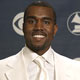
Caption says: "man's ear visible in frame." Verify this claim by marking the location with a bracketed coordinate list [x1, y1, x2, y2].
[53, 24, 58, 36]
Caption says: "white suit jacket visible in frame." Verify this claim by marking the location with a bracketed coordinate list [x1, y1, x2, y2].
[0, 47, 80, 80]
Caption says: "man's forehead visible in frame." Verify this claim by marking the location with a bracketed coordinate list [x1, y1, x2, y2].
[26, 6, 54, 17]
[27, 6, 53, 11]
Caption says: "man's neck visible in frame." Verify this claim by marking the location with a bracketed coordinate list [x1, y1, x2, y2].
[26, 45, 50, 55]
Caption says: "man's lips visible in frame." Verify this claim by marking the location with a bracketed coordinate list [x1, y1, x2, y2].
[32, 31, 47, 39]
[33, 35, 45, 38]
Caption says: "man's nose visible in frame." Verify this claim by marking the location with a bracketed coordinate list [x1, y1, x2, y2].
[35, 20, 43, 30]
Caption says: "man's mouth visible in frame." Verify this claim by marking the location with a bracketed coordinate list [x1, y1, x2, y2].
[33, 35, 45, 38]
[32, 30, 47, 40]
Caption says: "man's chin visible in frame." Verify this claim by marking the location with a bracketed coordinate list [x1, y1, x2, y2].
[32, 45, 43, 50]
[30, 45, 46, 52]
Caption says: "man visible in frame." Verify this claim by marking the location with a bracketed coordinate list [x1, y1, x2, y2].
[0, 1, 80, 80]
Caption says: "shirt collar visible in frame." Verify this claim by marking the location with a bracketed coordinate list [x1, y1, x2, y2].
[23, 46, 38, 63]
[23, 46, 54, 66]
[42, 47, 54, 66]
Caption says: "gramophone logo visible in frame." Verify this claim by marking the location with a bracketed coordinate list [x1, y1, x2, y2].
[67, 12, 80, 36]
[74, 57, 80, 61]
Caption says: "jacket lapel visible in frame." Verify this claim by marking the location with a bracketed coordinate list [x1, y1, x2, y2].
[5, 51, 28, 80]
[53, 50, 72, 80]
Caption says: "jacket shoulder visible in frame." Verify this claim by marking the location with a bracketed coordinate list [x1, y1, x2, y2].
[0, 47, 24, 65]
[51, 48, 80, 66]
[0, 54, 17, 65]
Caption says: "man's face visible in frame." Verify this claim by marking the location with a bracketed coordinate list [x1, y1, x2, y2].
[23, 6, 57, 54]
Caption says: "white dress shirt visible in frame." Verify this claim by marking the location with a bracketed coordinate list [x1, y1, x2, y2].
[22, 46, 54, 80]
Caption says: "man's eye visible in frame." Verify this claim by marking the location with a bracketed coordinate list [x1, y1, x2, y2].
[27, 19, 36, 24]
[43, 20, 50, 25]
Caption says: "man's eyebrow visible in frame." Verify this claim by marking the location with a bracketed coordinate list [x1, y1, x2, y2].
[26, 16, 36, 19]
[25, 16, 53, 21]
[43, 17, 53, 21]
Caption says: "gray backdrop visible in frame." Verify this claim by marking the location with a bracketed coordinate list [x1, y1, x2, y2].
[0, 0, 80, 59]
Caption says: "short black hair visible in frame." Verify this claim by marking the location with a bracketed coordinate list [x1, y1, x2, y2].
[24, 1, 56, 24]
